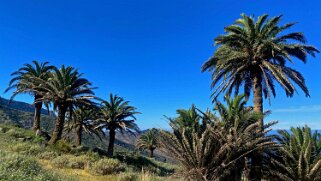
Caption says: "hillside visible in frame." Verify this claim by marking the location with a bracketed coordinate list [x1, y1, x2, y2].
[0, 97, 171, 162]
[0, 123, 179, 181]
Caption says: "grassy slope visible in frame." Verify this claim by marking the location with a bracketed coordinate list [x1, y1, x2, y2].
[0, 124, 180, 181]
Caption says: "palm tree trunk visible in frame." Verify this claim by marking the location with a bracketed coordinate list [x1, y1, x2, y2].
[149, 148, 154, 158]
[250, 72, 263, 181]
[33, 95, 42, 131]
[107, 128, 116, 157]
[75, 125, 82, 146]
[49, 105, 67, 145]
[253, 73, 263, 129]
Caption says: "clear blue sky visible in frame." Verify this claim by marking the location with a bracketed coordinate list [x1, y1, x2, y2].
[1, 0, 321, 130]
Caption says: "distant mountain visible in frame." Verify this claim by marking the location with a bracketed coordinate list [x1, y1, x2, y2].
[0, 97, 49, 115]
[0, 97, 55, 130]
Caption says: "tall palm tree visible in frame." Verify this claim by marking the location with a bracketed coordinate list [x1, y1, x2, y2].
[136, 128, 159, 157]
[266, 126, 321, 181]
[202, 14, 319, 180]
[6, 61, 54, 131]
[65, 106, 101, 146]
[96, 94, 140, 157]
[202, 14, 318, 127]
[30, 65, 96, 144]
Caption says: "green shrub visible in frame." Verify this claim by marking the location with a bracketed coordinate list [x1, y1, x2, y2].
[0, 151, 67, 181]
[89, 158, 125, 175]
[0, 126, 9, 133]
[10, 143, 43, 156]
[10, 142, 31, 153]
[6, 128, 23, 138]
[5, 128, 34, 139]
[84, 151, 100, 161]
[68, 155, 94, 169]
[37, 151, 59, 160]
[32, 136, 46, 144]
[70, 146, 91, 155]
[51, 155, 71, 168]
[49, 140, 71, 153]
[117, 172, 139, 181]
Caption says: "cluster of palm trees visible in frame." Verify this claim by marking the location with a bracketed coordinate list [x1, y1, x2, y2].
[201, 13, 319, 180]
[6, 61, 139, 157]
[4, 12, 321, 180]
[157, 96, 321, 180]
[136, 13, 321, 180]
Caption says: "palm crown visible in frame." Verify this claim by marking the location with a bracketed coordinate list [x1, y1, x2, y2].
[202, 14, 319, 100]
[136, 129, 159, 157]
[32, 65, 96, 144]
[35, 65, 96, 108]
[6, 61, 54, 98]
[268, 126, 321, 180]
[97, 93, 140, 156]
[98, 94, 139, 133]
[6, 60, 54, 131]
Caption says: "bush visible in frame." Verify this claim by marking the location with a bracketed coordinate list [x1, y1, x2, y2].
[10, 142, 31, 153]
[0, 126, 9, 133]
[6, 128, 34, 139]
[37, 151, 59, 160]
[117, 172, 139, 181]
[49, 140, 71, 153]
[51, 155, 71, 168]
[89, 158, 125, 175]
[10, 143, 43, 156]
[51, 155, 95, 169]
[27, 145, 43, 156]
[68, 155, 94, 169]
[0, 151, 66, 181]
[85, 151, 100, 161]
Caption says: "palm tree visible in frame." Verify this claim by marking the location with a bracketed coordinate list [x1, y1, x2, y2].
[6, 61, 54, 131]
[202, 14, 318, 180]
[215, 95, 262, 130]
[160, 102, 277, 180]
[96, 94, 140, 157]
[202, 14, 318, 127]
[136, 129, 159, 157]
[266, 126, 321, 181]
[65, 106, 101, 146]
[168, 105, 203, 130]
[30, 65, 96, 144]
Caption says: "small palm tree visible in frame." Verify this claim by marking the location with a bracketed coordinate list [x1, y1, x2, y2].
[266, 126, 321, 181]
[167, 105, 214, 135]
[6, 61, 54, 131]
[215, 95, 262, 130]
[30, 65, 96, 144]
[160, 102, 277, 180]
[136, 129, 159, 157]
[65, 106, 101, 146]
[96, 94, 140, 157]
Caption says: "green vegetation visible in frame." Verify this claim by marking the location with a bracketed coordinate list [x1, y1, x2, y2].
[201, 13, 319, 180]
[6, 61, 54, 131]
[136, 129, 159, 158]
[267, 126, 321, 180]
[1, 13, 321, 181]
[0, 123, 178, 180]
[96, 93, 140, 157]
[160, 96, 277, 180]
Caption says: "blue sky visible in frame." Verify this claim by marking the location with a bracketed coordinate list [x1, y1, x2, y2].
[1, 0, 321, 130]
